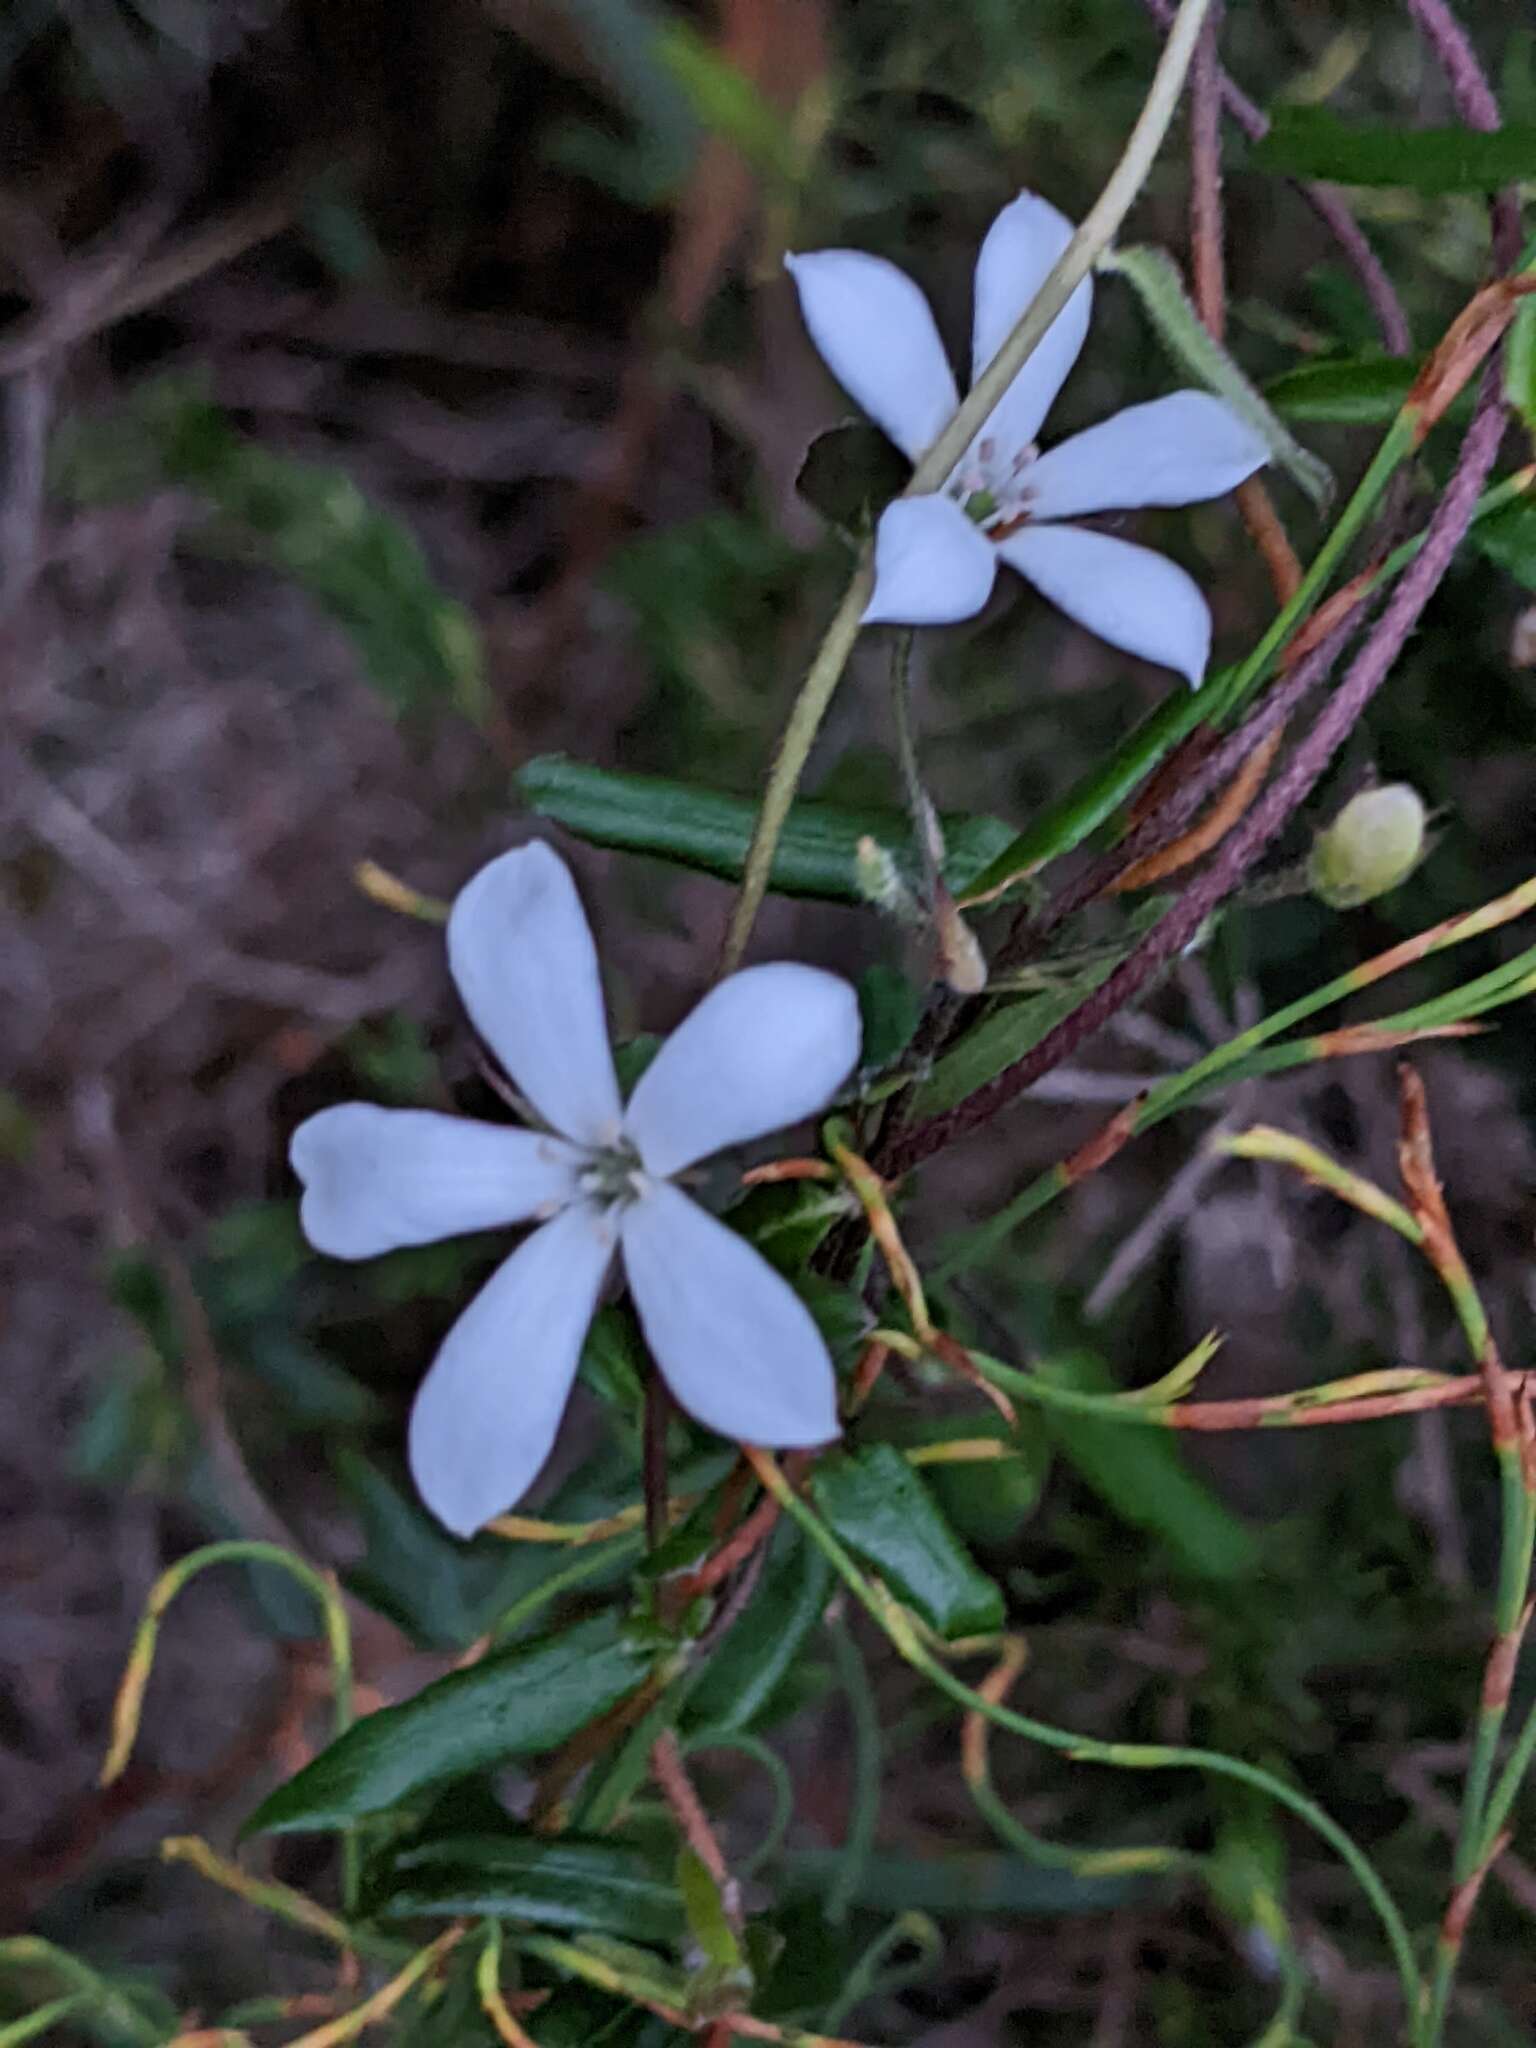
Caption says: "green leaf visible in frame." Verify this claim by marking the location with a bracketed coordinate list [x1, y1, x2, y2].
[515, 755, 1015, 905]
[655, 20, 798, 179]
[238, 1331, 382, 1430]
[791, 1272, 872, 1365]
[1507, 292, 1536, 435]
[727, 1179, 851, 1279]
[911, 981, 1100, 1121]
[795, 422, 912, 538]
[911, 1416, 1051, 1549]
[1470, 495, 1536, 591]
[857, 964, 924, 1074]
[783, 1846, 1148, 1915]
[381, 1832, 685, 1942]
[1251, 106, 1536, 193]
[578, 1306, 649, 1420]
[337, 1454, 525, 1649]
[685, 1523, 832, 1733]
[811, 1443, 1004, 1639]
[675, 1847, 743, 1971]
[1264, 355, 1422, 425]
[1041, 1352, 1259, 1581]
[1100, 245, 1332, 509]
[246, 1613, 651, 1831]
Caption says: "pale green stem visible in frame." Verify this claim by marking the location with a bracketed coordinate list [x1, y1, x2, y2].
[717, 0, 1218, 972]
[746, 1452, 1422, 2017]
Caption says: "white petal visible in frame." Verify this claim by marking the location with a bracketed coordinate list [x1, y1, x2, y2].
[620, 1182, 839, 1447]
[623, 963, 861, 1178]
[407, 1202, 615, 1536]
[1024, 393, 1269, 523]
[969, 191, 1093, 459]
[291, 1103, 584, 1260]
[864, 494, 998, 627]
[997, 523, 1212, 686]
[785, 249, 959, 462]
[447, 843, 623, 1148]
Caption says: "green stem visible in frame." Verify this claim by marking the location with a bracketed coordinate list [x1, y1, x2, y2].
[747, 1453, 1422, 2019]
[824, 1609, 883, 1924]
[963, 466, 1533, 901]
[718, 0, 1219, 971]
[719, 566, 870, 972]
[105, 1539, 357, 1912]
[1205, 413, 1419, 725]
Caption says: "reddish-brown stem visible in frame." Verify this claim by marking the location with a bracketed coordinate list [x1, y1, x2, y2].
[1166, 1372, 1536, 1432]
[889, 372, 1507, 1176]
[650, 1727, 748, 1953]
[682, 1485, 783, 1597]
[1141, 0, 1411, 353]
[994, 611, 1359, 973]
[1189, 4, 1226, 338]
[1405, 0, 1522, 270]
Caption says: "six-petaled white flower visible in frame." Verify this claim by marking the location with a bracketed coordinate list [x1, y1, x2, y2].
[290, 843, 860, 1537]
[787, 191, 1270, 683]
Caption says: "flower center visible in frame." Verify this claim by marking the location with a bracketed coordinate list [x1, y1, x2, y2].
[578, 1139, 648, 1212]
[952, 436, 1039, 536]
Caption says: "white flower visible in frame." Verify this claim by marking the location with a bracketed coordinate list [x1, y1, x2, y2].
[290, 843, 860, 1536]
[786, 191, 1270, 684]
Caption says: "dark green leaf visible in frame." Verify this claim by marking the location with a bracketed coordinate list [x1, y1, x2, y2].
[908, 1417, 1051, 1549]
[1470, 496, 1536, 591]
[685, 1524, 832, 1733]
[1264, 355, 1418, 425]
[857, 964, 924, 1074]
[1252, 106, 1536, 193]
[811, 1443, 1004, 1639]
[912, 983, 1096, 1121]
[727, 1179, 851, 1279]
[1041, 1351, 1259, 1581]
[795, 422, 911, 537]
[381, 1832, 685, 1942]
[238, 1332, 382, 1430]
[337, 1454, 526, 1649]
[783, 1846, 1149, 1915]
[791, 1273, 872, 1365]
[515, 755, 1015, 905]
[578, 1306, 649, 1420]
[246, 1613, 650, 1832]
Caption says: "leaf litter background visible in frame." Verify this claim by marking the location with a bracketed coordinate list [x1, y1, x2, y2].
[3, 0, 1536, 2040]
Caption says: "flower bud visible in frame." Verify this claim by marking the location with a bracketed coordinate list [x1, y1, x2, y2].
[1308, 784, 1427, 910]
[854, 834, 920, 924]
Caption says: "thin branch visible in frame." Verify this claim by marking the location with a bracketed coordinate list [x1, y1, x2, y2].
[1141, 0, 1411, 353]
[1405, 0, 1522, 269]
[887, 370, 1507, 1174]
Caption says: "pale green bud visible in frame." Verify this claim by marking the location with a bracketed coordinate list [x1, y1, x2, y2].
[854, 834, 920, 924]
[1308, 784, 1427, 910]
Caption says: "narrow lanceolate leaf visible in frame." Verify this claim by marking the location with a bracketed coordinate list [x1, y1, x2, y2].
[1470, 498, 1536, 592]
[1505, 293, 1536, 436]
[381, 1833, 686, 1942]
[246, 1614, 650, 1833]
[1100, 245, 1332, 509]
[812, 1443, 1004, 1639]
[684, 1524, 831, 1733]
[516, 755, 1015, 904]
[1251, 107, 1536, 193]
[1264, 355, 1420, 426]
[1039, 1353, 1259, 1582]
